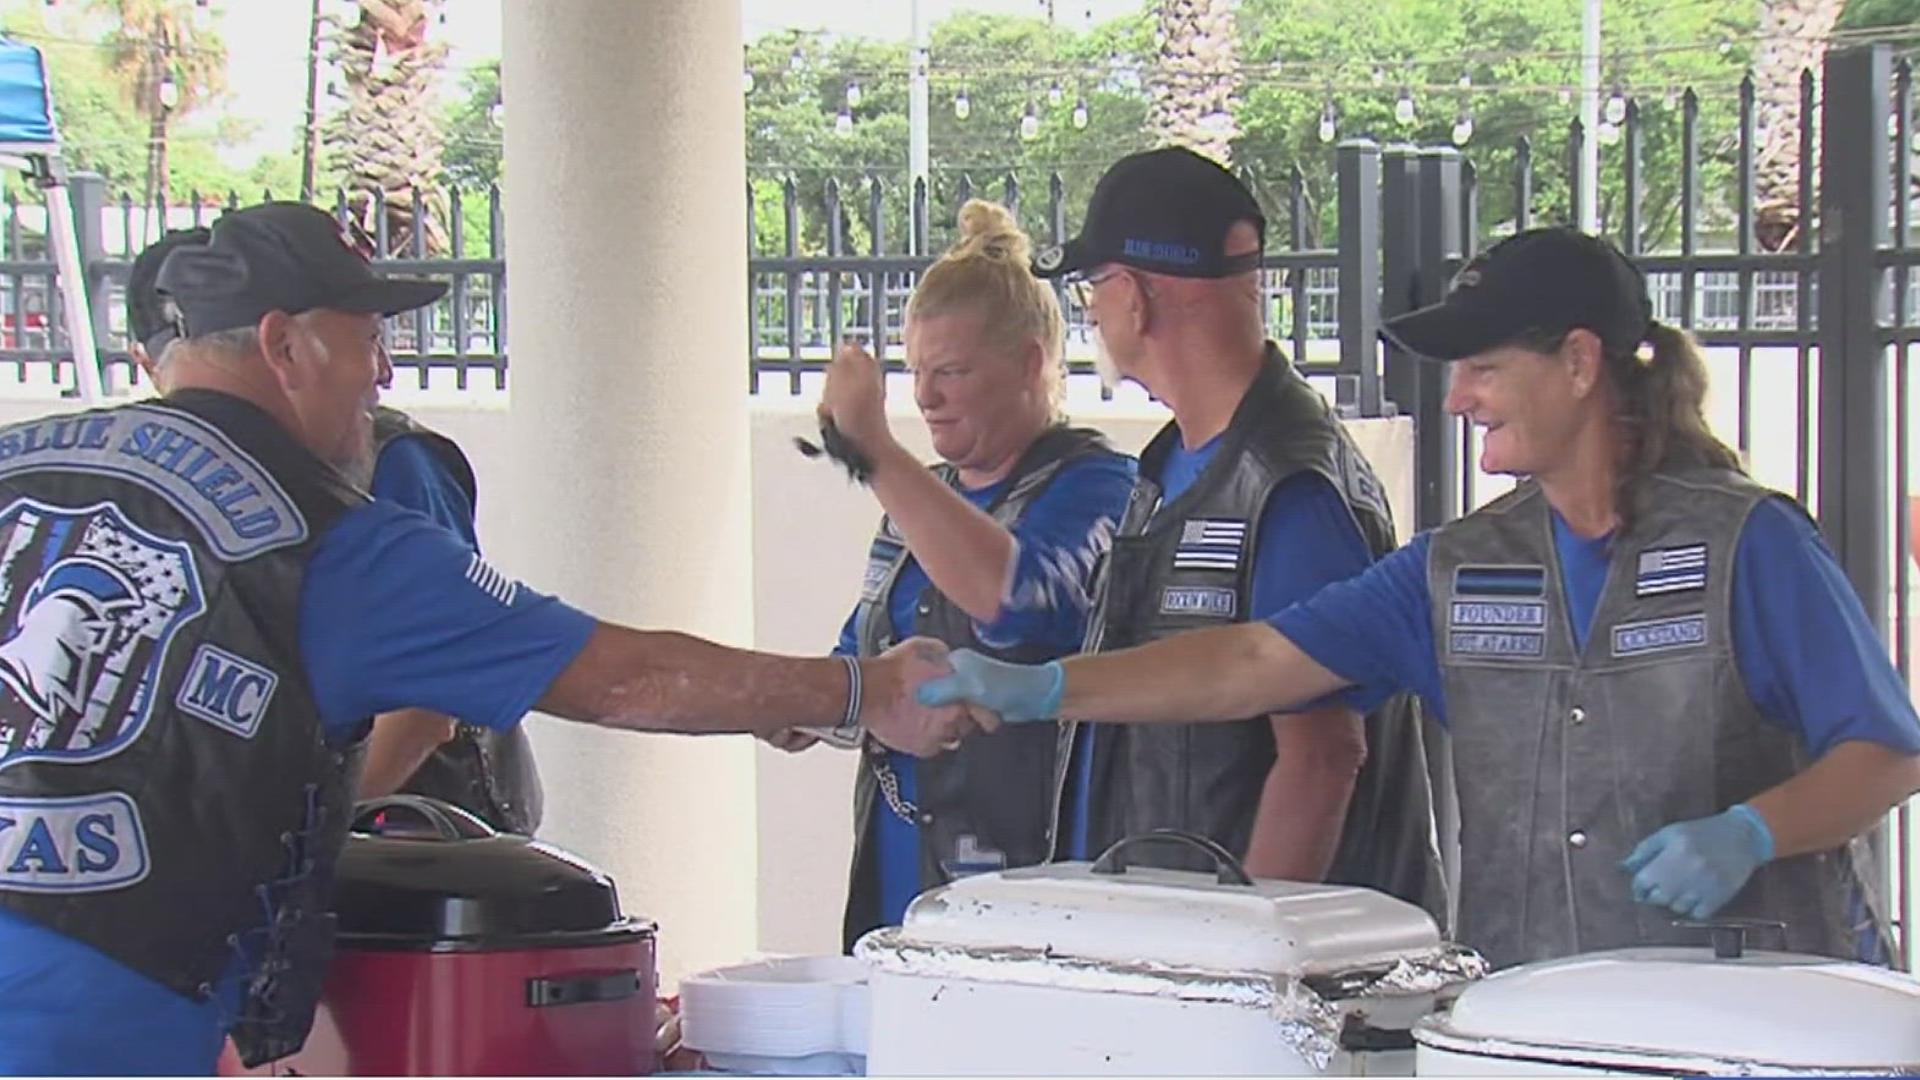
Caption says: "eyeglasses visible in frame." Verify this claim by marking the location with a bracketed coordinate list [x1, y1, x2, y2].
[1064, 266, 1128, 309]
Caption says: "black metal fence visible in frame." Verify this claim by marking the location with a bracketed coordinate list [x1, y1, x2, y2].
[0, 177, 508, 392]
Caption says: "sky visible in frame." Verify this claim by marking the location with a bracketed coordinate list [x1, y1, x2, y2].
[118, 0, 1144, 168]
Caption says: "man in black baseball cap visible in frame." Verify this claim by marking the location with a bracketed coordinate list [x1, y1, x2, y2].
[1381, 225, 1654, 362]
[1031, 144, 1266, 282]
[125, 225, 209, 374]
[1026, 146, 1444, 922]
[0, 203, 982, 1076]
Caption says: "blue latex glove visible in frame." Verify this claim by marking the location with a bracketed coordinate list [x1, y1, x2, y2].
[915, 649, 1064, 724]
[1621, 803, 1776, 921]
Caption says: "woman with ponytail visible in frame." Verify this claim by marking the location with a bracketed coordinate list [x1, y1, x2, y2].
[921, 226, 1920, 970]
[782, 199, 1136, 949]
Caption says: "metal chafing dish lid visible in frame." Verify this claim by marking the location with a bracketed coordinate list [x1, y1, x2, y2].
[1414, 945, 1920, 1073]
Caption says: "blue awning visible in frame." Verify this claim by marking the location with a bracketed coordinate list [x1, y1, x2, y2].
[0, 40, 57, 149]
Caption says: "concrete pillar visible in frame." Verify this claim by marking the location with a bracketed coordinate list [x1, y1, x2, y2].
[499, 0, 754, 985]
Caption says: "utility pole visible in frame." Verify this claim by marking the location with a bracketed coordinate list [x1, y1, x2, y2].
[1578, 0, 1600, 232]
[909, 0, 928, 253]
[300, 0, 323, 202]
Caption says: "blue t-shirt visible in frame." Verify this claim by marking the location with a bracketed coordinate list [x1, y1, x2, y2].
[0, 466, 594, 1074]
[1064, 433, 1376, 860]
[834, 451, 1137, 928]
[1269, 496, 1920, 757]
[372, 433, 478, 545]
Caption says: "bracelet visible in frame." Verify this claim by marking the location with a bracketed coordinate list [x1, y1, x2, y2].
[836, 655, 863, 735]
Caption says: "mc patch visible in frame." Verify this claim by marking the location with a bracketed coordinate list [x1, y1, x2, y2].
[0, 499, 205, 772]
[176, 644, 278, 739]
[0, 791, 150, 893]
[1455, 564, 1547, 597]
[1448, 630, 1545, 658]
[1636, 543, 1708, 597]
[1611, 613, 1708, 658]
[1160, 585, 1236, 619]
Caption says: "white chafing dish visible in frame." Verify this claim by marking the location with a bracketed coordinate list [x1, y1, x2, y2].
[855, 831, 1482, 1076]
[1414, 923, 1920, 1076]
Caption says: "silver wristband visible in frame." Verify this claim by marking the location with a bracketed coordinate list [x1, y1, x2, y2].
[836, 655, 863, 736]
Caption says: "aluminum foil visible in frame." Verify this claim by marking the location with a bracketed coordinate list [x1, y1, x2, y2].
[856, 929, 1479, 1071]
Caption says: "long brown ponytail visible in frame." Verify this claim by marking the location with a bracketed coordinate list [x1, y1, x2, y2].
[1609, 320, 1744, 519]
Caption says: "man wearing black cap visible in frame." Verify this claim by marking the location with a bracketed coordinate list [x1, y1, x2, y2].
[0, 201, 981, 1075]
[1025, 146, 1444, 916]
[126, 225, 544, 836]
[921, 224, 1920, 971]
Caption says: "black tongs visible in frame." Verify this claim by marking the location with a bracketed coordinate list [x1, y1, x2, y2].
[793, 419, 874, 484]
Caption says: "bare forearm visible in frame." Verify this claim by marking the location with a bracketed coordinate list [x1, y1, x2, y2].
[539, 624, 853, 736]
[1241, 708, 1366, 881]
[868, 440, 1016, 622]
[1747, 740, 1920, 858]
[1058, 622, 1349, 725]
[358, 709, 457, 799]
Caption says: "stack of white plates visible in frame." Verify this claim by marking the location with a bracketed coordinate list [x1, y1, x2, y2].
[680, 955, 870, 1076]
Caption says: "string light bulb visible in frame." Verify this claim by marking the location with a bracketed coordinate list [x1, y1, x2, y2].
[1451, 109, 1474, 146]
[845, 80, 861, 108]
[1048, 80, 1064, 107]
[953, 88, 971, 120]
[835, 108, 854, 136]
[1603, 88, 1628, 126]
[1020, 101, 1040, 140]
[1318, 101, 1338, 143]
[1071, 97, 1090, 129]
[1395, 87, 1416, 126]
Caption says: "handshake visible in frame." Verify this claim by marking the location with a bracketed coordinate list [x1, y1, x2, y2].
[778, 641, 1067, 757]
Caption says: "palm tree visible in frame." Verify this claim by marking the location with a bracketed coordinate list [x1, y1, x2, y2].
[325, 0, 450, 254]
[1751, 0, 1847, 252]
[1146, 0, 1242, 165]
[96, 0, 226, 223]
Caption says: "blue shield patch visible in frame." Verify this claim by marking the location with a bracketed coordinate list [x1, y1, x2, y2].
[0, 498, 205, 771]
[1611, 613, 1708, 658]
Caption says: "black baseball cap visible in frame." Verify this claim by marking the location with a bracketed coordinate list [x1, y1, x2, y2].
[1031, 146, 1266, 280]
[1381, 226, 1653, 361]
[154, 201, 447, 340]
[127, 226, 210, 357]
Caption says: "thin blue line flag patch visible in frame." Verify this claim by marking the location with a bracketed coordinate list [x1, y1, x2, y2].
[1637, 544, 1707, 596]
[1455, 564, 1546, 597]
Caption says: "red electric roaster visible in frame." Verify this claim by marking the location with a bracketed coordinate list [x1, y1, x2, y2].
[222, 795, 657, 1076]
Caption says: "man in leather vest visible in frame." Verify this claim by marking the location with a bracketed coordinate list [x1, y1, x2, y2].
[0, 202, 981, 1076]
[1029, 147, 1445, 915]
[128, 229, 542, 835]
[922, 227, 1920, 971]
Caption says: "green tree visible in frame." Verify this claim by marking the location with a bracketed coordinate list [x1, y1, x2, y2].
[1234, 0, 1756, 250]
[441, 57, 499, 191]
[95, 0, 227, 212]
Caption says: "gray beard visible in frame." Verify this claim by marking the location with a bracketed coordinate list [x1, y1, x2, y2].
[1091, 325, 1123, 391]
[334, 433, 377, 491]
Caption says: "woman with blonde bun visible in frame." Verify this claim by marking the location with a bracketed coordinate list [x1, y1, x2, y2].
[787, 199, 1136, 947]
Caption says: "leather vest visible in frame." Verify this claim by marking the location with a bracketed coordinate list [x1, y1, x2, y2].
[1428, 470, 1890, 968]
[842, 426, 1120, 948]
[370, 407, 541, 835]
[0, 390, 364, 1065]
[1054, 349, 1448, 920]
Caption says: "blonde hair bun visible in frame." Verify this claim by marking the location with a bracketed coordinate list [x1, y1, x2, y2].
[949, 199, 1032, 264]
